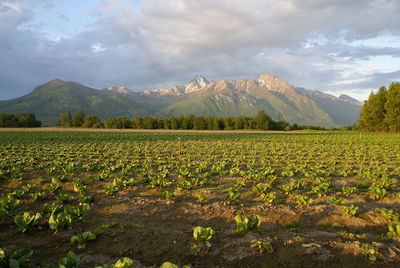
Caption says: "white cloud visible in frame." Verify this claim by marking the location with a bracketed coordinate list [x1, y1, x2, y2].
[0, 0, 400, 100]
[91, 42, 107, 52]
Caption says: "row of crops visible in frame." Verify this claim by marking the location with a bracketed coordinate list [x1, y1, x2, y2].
[0, 131, 400, 267]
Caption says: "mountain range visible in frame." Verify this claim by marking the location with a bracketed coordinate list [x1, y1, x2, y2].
[0, 74, 362, 126]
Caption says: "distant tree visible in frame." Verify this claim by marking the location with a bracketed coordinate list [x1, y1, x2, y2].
[194, 117, 207, 130]
[72, 110, 85, 127]
[224, 117, 234, 130]
[255, 110, 272, 130]
[359, 87, 387, 131]
[58, 111, 72, 127]
[82, 115, 102, 128]
[117, 117, 131, 129]
[0, 113, 41, 127]
[170, 117, 179, 129]
[131, 117, 144, 129]
[234, 116, 246, 129]
[384, 82, 400, 132]
[105, 117, 118, 129]
[143, 117, 158, 129]
[163, 118, 171, 129]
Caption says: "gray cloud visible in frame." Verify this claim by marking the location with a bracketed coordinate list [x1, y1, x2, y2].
[0, 0, 400, 100]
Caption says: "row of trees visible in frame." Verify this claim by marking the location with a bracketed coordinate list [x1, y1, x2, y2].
[58, 110, 306, 131]
[0, 113, 41, 127]
[359, 82, 400, 132]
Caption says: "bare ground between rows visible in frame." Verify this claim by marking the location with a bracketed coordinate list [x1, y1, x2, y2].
[2, 186, 400, 268]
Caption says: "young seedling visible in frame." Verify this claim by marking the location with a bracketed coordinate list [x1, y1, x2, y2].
[0, 248, 34, 267]
[162, 191, 175, 200]
[377, 208, 399, 222]
[58, 251, 82, 268]
[329, 197, 347, 205]
[387, 222, 400, 241]
[14, 212, 42, 232]
[196, 193, 208, 203]
[71, 231, 96, 249]
[234, 214, 261, 235]
[341, 186, 357, 197]
[191, 226, 215, 253]
[260, 193, 275, 204]
[294, 195, 314, 206]
[368, 184, 387, 200]
[341, 205, 359, 217]
[49, 212, 72, 231]
[251, 240, 274, 254]
[361, 243, 384, 262]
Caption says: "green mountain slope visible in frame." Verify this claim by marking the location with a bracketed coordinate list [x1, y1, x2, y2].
[0, 79, 150, 125]
[0, 75, 362, 127]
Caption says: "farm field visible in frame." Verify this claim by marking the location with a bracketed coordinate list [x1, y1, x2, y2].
[1, 131, 400, 267]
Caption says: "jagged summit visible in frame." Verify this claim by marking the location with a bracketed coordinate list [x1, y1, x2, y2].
[184, 75, 210, 93]
[255, 74, 296, 94]
[190, 75, 210, 87]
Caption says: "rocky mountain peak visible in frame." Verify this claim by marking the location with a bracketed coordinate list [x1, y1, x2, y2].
[255, 74, 296, 94]
[184, 75, 210, 93]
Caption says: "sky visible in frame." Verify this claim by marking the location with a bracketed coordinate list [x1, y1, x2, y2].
[1, 0, 400, 101]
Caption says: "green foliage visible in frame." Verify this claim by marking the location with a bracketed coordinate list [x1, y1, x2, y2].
[294, 195, 314, 206]
[162, 191, 175, 200]
[0, 197, 19, 218]
[14, 212, 42, 232]
[58, 251, 81, 268]
[224, 188, 240, 203]
[360, 82, 400, 132]
[341, 205, 359, 217]
[160, 262, 190, 268]
[377, 208, 399, 222]
[341, 186, 357, 197]
[192, 226, 215, 252]
[71, 231, 96, 249]
[311, 182, 330, 197]
[260, 193, 275, 204]
[113, 257, 134, 268]
[0, 247, 34, 268]
[329, 197, 347, 205]
[0, 113, 41, 128]
[234, 214, 261, 235]
[361, 243, 384, 262]
[368, 183, 387, 200]
[387, 222, 400, 240]
[251, 240, 274, 254]
[48, 212, 72, 231]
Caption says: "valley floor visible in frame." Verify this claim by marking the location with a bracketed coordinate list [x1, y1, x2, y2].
[0, 131, 399, 267]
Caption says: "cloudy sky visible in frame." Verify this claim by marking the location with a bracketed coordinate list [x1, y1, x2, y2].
[1, 0, 400, 101]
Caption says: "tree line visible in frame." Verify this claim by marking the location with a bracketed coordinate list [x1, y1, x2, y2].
[359, 82, 400, 132]
[0, 113, 41, 127]
[58, 110, 324, 131]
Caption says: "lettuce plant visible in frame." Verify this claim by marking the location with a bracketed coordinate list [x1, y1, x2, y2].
[387, 222, 400, 241]
[49, 212, 72, 231]
[58, 251, 81, 268]
[14, 212, 42, 232]
[0, 247, 34, 267]
[71, 231, 96, 249]
[192, 226, 215, 252]
[341, 205, 359, 217]
[234, 214, 261, 235]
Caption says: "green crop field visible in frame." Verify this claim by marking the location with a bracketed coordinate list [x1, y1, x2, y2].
[1, 131, 400, 267]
